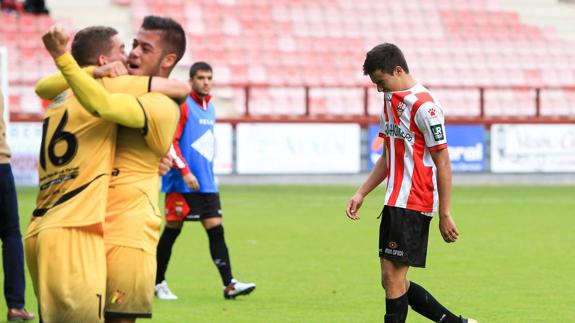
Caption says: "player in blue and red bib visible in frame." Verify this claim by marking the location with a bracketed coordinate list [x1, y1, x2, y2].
[156, 62, 255, 300]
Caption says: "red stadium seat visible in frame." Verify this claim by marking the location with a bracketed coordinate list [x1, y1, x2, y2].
[5, 0, 575, 118]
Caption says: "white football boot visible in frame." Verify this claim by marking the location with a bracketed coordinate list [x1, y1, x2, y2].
[223, 279, 256, 299]
[155, 280, 178, 300]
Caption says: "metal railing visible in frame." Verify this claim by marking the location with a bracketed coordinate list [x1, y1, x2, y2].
[9, 83, 575, 125]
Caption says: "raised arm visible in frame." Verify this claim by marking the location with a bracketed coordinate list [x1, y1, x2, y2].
[42, 26, 146, 128]
[36, 61, 188, 101]
[54, 52, 146, 128]
[35, 66, 95, 100]
[151, 78, 190, 103]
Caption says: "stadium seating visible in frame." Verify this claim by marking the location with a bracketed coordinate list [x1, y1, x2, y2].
[2, 0, 575, 117]
[140, 0, 575, 117]
[0, 11, 65, 116]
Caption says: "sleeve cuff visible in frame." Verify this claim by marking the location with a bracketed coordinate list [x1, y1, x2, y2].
[429, 143, 448, 151]
[54, 52, 75, 69]
[179, 167, 191, 176]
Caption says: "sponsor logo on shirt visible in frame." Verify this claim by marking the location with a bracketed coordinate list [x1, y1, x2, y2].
[382, 122, 414, 144]
[430, 124, 445, 141]
[191, 129, 215, 162]
[199, 119, 215, 125]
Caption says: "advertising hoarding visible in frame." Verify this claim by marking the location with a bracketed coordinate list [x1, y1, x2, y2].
[368, 124, 484, 172]
[236, 123, 361, 174]
[491, 124, 575, 173]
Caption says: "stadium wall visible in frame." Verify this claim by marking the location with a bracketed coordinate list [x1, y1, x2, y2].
[7, 120, 575, 186]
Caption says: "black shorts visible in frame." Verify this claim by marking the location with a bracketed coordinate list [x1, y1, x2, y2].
[183, 193, 222, 221]
[379, 205, 431, 268]
[165, 192, 222, 222]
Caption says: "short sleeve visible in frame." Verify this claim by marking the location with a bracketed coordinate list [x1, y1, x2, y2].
[101, 75, 150, 96]
[414, 102, 447, 151]
[378, 113, 386, 138]
[136, 93, 180, 157]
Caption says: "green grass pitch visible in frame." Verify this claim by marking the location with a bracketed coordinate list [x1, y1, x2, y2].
[2, 185, 574, 322]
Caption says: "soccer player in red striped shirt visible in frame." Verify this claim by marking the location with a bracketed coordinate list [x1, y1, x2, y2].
[346, 43, 477, 323]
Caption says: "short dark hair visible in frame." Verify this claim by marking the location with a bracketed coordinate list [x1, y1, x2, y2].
[141, 15, 186, 64]
[363, 43, 410, 75]
[189, 61, 212, 78]
[71, 26, 118, 67]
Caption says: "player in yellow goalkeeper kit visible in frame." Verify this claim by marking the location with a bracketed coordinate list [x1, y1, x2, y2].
[28, 25, 187, 323]
[36, 17, 187, 322]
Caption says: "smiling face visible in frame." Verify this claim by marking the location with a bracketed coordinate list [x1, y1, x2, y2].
[127, 29, 165, 76]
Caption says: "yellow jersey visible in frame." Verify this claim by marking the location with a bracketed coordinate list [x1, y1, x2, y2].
[26, 53, 150, 237]
[105, 93, 180, 254]
[26, 91, 116, 237]
[30, 53, 180, 253]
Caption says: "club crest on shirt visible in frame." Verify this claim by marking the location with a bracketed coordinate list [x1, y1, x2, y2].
[111, 290, 125, 304]
[396, 101, 407, 116]
[174, 201, 184, 216]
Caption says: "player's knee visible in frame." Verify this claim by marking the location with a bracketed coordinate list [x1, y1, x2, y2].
[165, 220, 183, 230]
[381, 271, 402, 291]
[202, 217, 222, 230]
[381, 273, 389, 290]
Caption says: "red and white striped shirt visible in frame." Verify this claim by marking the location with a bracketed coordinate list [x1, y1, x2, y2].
[378, 83, 448, 214]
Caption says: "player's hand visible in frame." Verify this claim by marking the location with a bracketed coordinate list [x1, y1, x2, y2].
[158, 153, 172, 176]
[439, 214, 459, 243]
[346, 193, 364, 220]
[42, 25, 70, 59]
[183, 173, 200, 191]
[93, 61, 129, 78]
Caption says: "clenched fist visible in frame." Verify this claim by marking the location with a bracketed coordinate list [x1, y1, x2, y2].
[42, 25, 71, 59]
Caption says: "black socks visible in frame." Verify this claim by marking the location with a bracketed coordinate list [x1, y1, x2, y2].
[385, 293, 408, 323]
[155, 227, 182, 284]
[206, 225, 233, 286]
[407, 281, 460, 323]
[156, 224, 234, 287]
